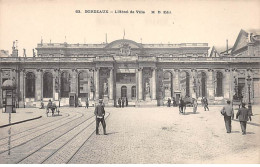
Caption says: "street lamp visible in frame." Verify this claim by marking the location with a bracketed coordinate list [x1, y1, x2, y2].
[246, 75, 253, 115]
[193, 78, 197, 99]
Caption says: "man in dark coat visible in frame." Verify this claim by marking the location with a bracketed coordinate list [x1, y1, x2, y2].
[179, 98, 185, 114]
[94, 99, 107, 135]
[167, 98, 171, 107]
[203, 97, 209, 111]
[126, 97, 128, 107]
[122, 98, 125, 108]
[118, 98, 121, 108]
[85, 98, 89, 109]
[236, 103, 252, 135]
[221, 100, 234, 133]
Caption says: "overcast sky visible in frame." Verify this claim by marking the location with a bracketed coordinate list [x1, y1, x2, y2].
[0, 0, 259, 56]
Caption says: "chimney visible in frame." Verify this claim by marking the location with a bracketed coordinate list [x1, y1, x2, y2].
[226, 39, 228, 54]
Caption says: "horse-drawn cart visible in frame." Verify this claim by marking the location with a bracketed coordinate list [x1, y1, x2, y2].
[46, 103, 60, 116]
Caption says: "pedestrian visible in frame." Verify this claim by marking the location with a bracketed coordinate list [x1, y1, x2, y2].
[126, 97, 128, 107]
[236, 103, 252, 135]
[47, 99, 52, 112]
[122, 98, 125, 108]
[203, 97, 209, 111]
[167, 98, 171, 107]
[118, 98, 121, 108]
[94, 99, 107, 135]
[220, 100, 234, 133]
[40, 99, 44, 109]
[85, 98, 89, 109]
[193, 98, 198, 113]
[179, 97, 184, 114]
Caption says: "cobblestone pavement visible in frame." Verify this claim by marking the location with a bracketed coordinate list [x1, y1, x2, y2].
[0, 105, 259, 164]
[70, 105, 260, 164]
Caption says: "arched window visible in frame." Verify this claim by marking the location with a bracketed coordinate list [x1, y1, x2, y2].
[25, 72, 35, 98]
[78, 72, 89, 98]
[201, 72, 207, 97]
[60, 71, 71, 98]
[131, 86, 136, 98]
[163, 71, 173, 98]
[43, 72, 53, 98]
[121, 86, 127, 98]
[216, 71, 223, 97]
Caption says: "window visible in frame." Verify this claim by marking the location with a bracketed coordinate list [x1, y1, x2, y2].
[131, 86, 136, 98]
[25, 72, 35, 98]
[216, 72, 223, 97]
[121, 86, 127, 98]
[43, 72, 53, 98]
[60, 71, 71, 97]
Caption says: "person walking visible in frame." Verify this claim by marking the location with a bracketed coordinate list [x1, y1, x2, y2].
[193, 98, 198, 114]
[236, 103, 252, 135]
[179, 98, 185, 114]
[172, 97, 176, 107]
[122, 98, 125, 108]
[94, 99, 107, 135]
[220, 100, 234, 133]
[85, 98, 89, 109]
[167, 98, 171, 107]
[203, 97, 209, 111]
[118, 98, 121, 108]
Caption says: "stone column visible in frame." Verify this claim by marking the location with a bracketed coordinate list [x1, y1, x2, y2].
[138, 67, 143, 100]
[174, 69, 180, 91]
[246, 68, 253, 103]
[94, 67, 100, 100]
[109, 68, 114, 100]
[191, 69, 197, 98]
[224, 69, 231, 99]
[231, 68, 238, 101]
[36, 69, 42, 101]
[71, 69, 78, 94]
[151, 67, 157, 100]
[207, 69, 214, 100]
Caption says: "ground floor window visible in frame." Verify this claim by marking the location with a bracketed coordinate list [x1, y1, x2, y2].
[121, 86, 127, 98]
[131, 86, 136, 98]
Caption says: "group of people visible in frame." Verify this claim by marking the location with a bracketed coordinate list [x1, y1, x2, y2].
[166, 97, 209, 114]
[221, 100, 252, 135]
[117, 97, 128, 108]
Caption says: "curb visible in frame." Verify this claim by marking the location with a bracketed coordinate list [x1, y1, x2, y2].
[0, 116, 42, 128]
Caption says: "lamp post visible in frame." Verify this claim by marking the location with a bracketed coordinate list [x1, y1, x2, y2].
[246, 75, 253, 115]
[193, 78, 197, 99]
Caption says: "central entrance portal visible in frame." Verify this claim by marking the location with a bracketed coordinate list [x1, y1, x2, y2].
[116, 72, 136, 101]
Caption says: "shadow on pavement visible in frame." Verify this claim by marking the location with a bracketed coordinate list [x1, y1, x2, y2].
[233, 119, 260, 127]
[106, 132, 119, 135]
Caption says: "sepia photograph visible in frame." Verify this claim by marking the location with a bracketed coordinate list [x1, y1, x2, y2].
[0, 0, 259, 165]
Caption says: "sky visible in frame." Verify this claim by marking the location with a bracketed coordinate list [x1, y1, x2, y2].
[0, 0, 259, 56]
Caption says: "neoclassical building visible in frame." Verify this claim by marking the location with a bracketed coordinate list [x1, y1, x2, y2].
[0, 29, 260, 107]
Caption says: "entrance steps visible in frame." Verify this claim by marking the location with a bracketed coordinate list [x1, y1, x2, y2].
[135, 100, 157, 107]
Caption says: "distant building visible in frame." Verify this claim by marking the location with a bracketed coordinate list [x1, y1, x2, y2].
[0, 29, 259, 107]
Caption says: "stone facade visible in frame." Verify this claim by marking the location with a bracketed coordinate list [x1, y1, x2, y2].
[1, 30, 260, 107]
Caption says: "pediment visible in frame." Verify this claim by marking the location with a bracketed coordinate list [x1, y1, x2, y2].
[105, 39, 143, 49]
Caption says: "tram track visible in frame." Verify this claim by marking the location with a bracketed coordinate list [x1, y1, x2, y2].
[16, 113, 104, 164]
[16, 113, 110, 164]
[0, 111, 71, 143]
[67, 112, 111, 164]
[0, 111, 86, 154]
